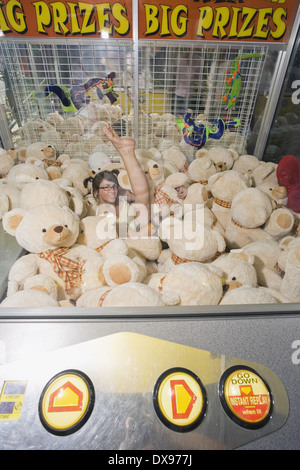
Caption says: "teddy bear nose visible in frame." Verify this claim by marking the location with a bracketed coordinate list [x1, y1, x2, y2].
[223, 283, 229, 292]
[54, 226, 63, 233]
[153, 164, 158, 168]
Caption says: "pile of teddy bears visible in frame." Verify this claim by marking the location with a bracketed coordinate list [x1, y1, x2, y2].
[0, 101, 299, 309]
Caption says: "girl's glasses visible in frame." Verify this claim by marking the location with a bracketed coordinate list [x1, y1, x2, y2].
[99, 184, 118, 192]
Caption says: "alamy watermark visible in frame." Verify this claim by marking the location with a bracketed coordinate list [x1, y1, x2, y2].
[95, 201, 206, 251]
[291, 340, 300, 364]
[291, 80, 300, 105]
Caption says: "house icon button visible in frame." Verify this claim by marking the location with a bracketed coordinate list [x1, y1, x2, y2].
[39, 370, 95, 436]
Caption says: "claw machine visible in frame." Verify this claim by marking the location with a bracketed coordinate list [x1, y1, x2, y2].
[0, 0, 299, 452]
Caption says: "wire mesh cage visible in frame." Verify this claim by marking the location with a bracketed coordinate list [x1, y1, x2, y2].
[137, 41, 268, 154]
[0, 37, 268, 157]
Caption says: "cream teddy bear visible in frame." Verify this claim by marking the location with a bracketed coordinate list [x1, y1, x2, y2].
[242, 239, 284, 290]
[0, 288, 61, 308]
[219, 286, 279, 305]
[208, 170, 250, 231]
[76, 281, 175, 308]
[0, 181, 20, 219]
[256, 180, 288, 208]
[225, 188, 274, 249]
[161, 145, 189, 174]
[18, 179, 69, 211]
[0, 148, 16, 177]
[232, 154, 261, 175]
[60, 159, 91, 195]
[158, 211, 226, 271]
[6, 161, 51, 189]
[263, 207, 295, 240]
[250, 161, 278, 187]
[89, 151, 112, 173]
[145, 262, 224, 306]
[196, 146, 239, 172]
[279, 246, 300, 302]
[187, 153, 216, 186]
[211, 251, 258, 291]
[0, 274, 61, 308]
[77, 215, 148, 287]
[2, 205, 109, 302]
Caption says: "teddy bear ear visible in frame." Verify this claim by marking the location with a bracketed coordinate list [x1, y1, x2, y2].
[228, 148, 239, 161]
[279, 236, 295, 250]
[230, 249, 255, 265]
[195, 149, 208, 159]
[2, 208, 26, 236]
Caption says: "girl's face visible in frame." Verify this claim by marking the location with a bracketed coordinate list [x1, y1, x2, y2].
[97, 178, 119, 204]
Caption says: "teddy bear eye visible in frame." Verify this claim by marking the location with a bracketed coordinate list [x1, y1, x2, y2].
[36, 177, 39, 179]
[232, 276, 236, 281]
[64, 225, 68, 228]
[42, 228, 46, 232]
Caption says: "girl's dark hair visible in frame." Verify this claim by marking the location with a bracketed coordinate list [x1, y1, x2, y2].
[91, 170, 119, 201]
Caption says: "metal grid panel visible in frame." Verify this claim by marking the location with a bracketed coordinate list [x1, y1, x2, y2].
[0, 39, 134, 156]
[138, 41, 268, 154]
[0, 38, 267, 156]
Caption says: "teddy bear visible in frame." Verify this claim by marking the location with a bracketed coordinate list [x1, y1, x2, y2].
[60, 158, 91, 195]
[232, 154, 261, 175]
[89, 150, 112, 173]
[161, 145, 189, 174]
[187, 152, 216, 186]
[2, 205, 110, 302]
[25, 141, 57, 162]
[276, 154, 300, 214]
[242, 239, 284, 291]
[76, 281, 176, 308]
[263, 207, 295, 240]
[0, 181, 20, 219]
[211, 251, 288, 303]
[6, 161, 51, 189]
[0, 288, 61, 308]
[256, 180, 288, 208]
[208, 170, 250, 231]
[18, 179, 69, 211]
[211, 251, 258, 291]
[157, 210, 226, 271]
[277, 235, 300, 272]
[0, 148, 16, 177]
[0, 273, 65, 308]
[76, 214, 149, 287]
[20, 118, 49, 141]
[145, 262, 224, 306]
[196, 146, 239, 172]
[225, 187, 275, 249]
[250, 161, 278, 187]
[219, 285, 280, 305]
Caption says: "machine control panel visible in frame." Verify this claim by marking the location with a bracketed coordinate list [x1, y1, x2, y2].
[0, 332, 289, 450]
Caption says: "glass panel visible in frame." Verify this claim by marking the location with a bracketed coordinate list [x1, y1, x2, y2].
[263, 30, 300, 163]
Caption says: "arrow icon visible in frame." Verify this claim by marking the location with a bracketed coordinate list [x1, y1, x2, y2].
[170, 380, 197, 419]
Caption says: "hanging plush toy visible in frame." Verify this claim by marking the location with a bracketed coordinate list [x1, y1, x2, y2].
[33, 85, 77, 112]
[70, 72, 118, 109]
[222, 53, 261, 109]
[176, 110, 240, 148]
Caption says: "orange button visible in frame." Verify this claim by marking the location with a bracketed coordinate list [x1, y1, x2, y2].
[220, 366, 272, 429]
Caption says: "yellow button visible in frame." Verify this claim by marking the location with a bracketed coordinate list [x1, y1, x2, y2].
[153, 368, 206, 432]
[220, 367, 272, 428]
[39, 370, 95, 435]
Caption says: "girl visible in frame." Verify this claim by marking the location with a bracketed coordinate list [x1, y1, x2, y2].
[91, 124, 151, 234]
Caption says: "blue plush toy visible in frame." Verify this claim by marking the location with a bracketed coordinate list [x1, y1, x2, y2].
[176, 110, 240, 148]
